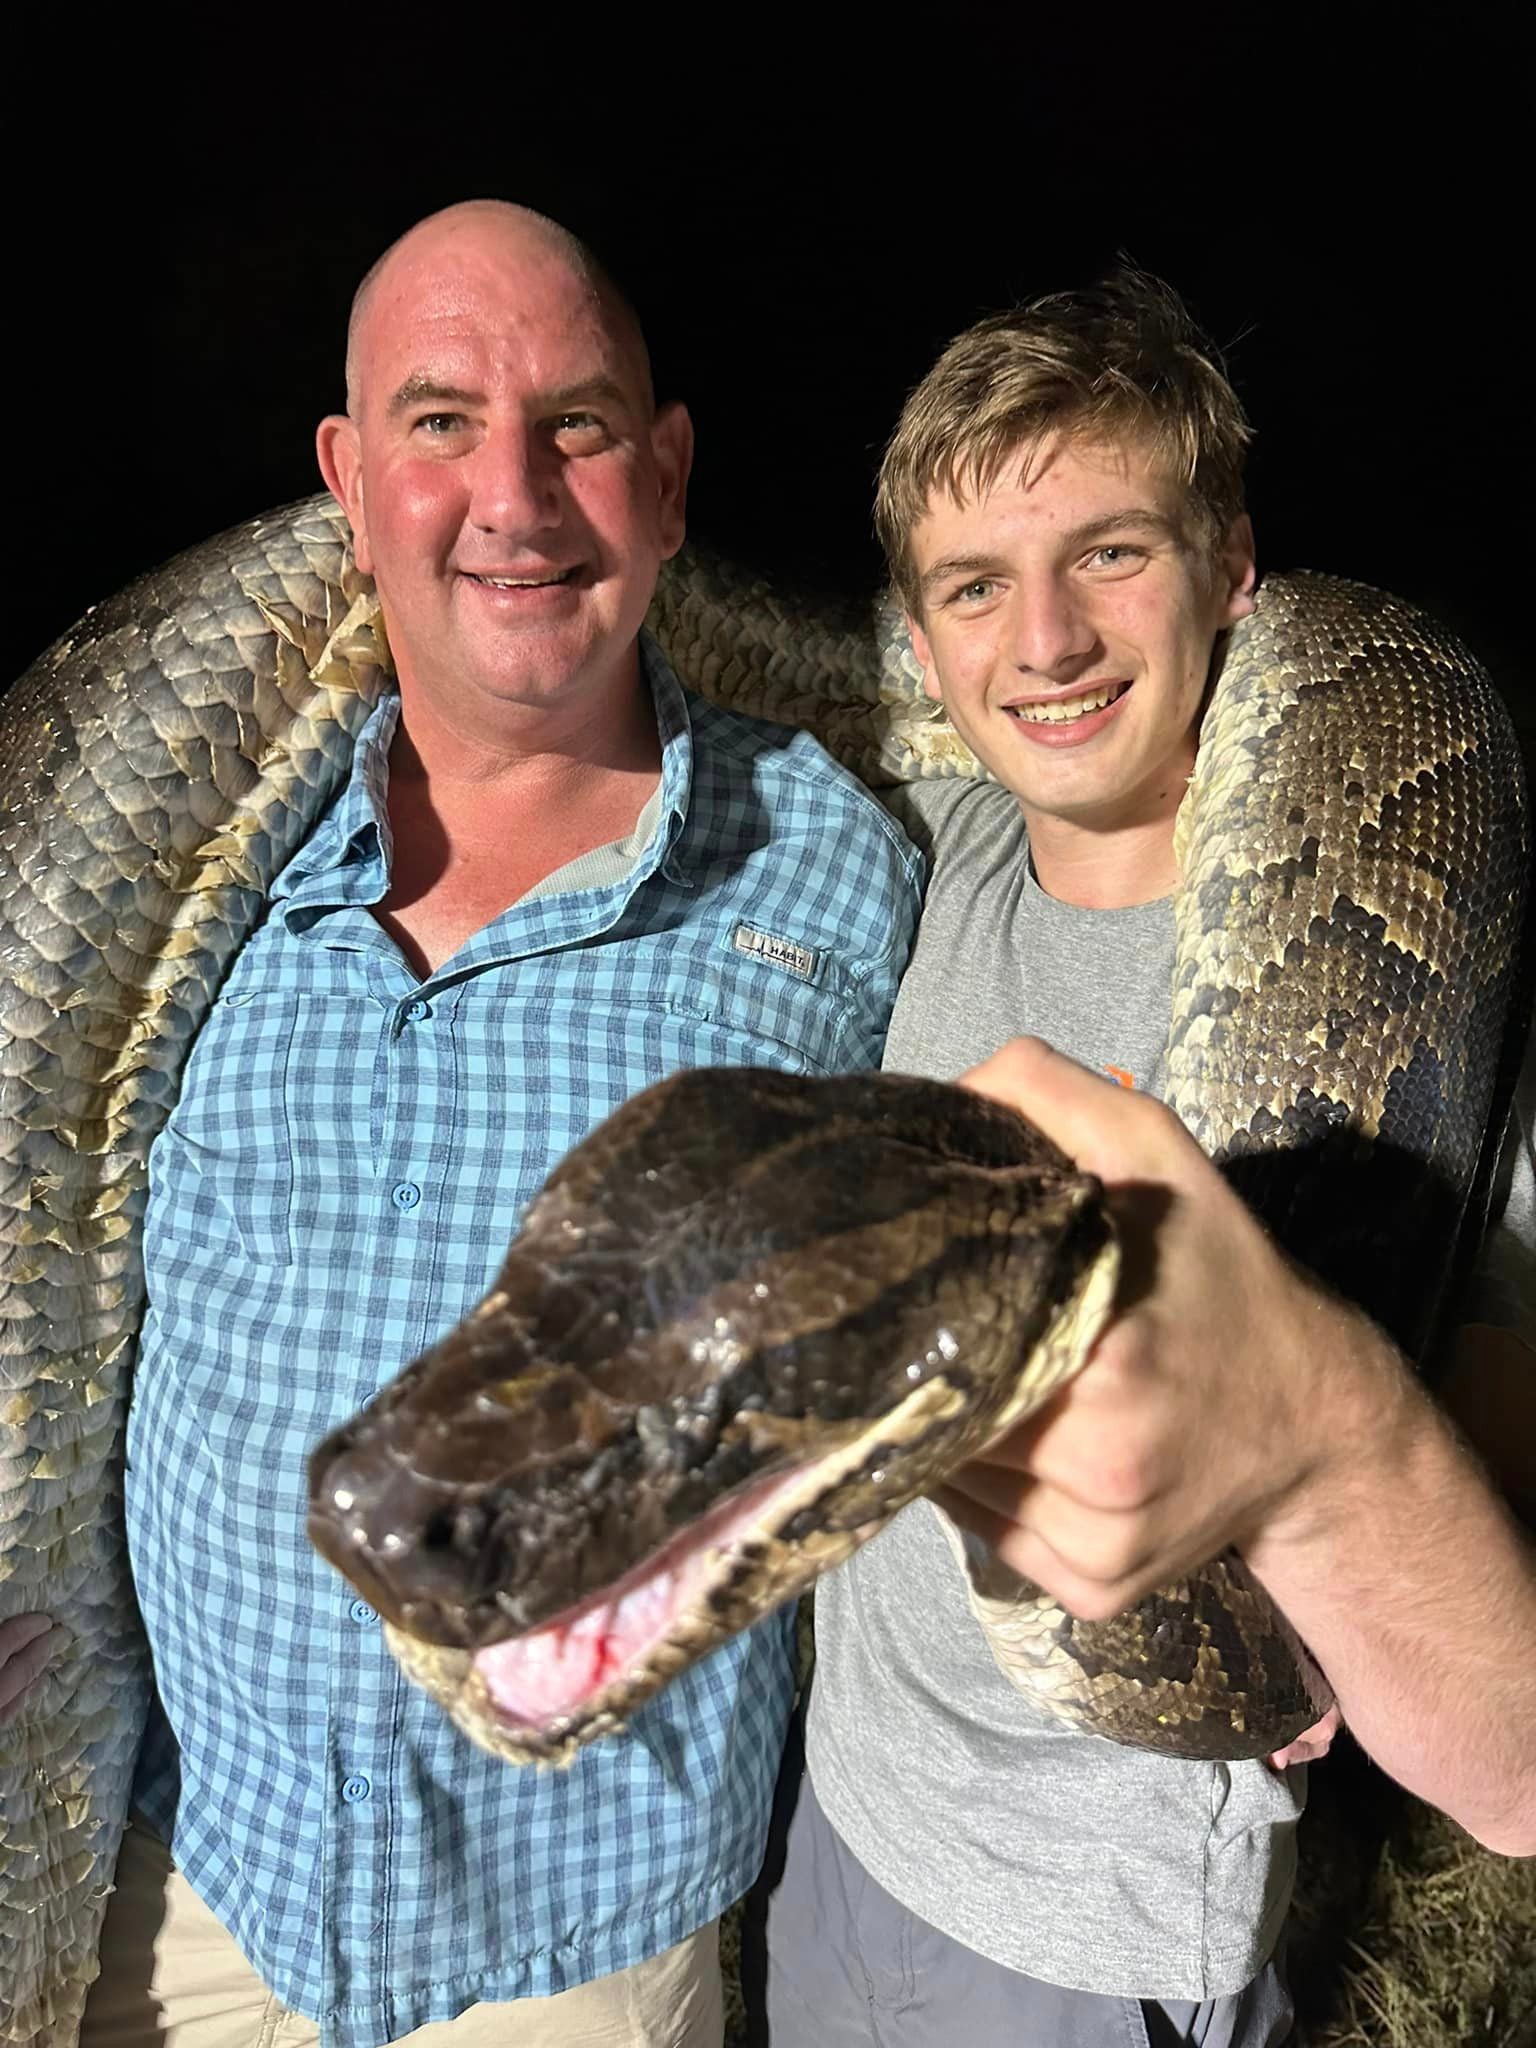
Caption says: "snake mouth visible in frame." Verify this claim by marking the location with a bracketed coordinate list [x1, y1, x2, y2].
[385, 1373, 974, 1765]
[453, 1359, 989, 1750]
[466, 1461, 821, 1731]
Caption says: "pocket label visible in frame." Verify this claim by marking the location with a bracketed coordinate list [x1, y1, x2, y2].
[731, 924, 821, 983]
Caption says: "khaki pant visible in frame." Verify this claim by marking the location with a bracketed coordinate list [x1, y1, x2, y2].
[80, 1818, 724, 2048]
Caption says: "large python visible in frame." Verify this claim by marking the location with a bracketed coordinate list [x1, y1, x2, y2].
[0, 493, 1527, 2045]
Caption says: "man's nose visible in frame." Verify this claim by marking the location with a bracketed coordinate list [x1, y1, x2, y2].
[1007, 576, 1097, 679]
[467, 423, 563, 535]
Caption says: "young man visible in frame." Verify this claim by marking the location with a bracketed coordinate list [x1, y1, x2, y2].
[766, 274, 1536, 2048]
[70, 201, 921, 2048]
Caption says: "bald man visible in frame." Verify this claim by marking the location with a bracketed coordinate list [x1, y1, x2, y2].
[77, 202, 921, 2048]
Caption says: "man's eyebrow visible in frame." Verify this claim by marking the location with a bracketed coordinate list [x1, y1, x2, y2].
[387, 376, 482, 418]
[1058, 507, 1182, 550]
[385, 375, 636, 419]
[543, 378, 632, 411]
[919, 552, 1010, 595]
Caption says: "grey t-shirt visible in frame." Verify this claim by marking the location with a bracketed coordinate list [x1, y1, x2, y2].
[806, 777, 1302, 2001]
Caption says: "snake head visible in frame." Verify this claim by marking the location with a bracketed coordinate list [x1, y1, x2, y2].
[307, 1067, 1117, 1763]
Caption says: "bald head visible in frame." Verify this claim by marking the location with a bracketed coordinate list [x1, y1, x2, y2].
[343, 200, 653, 418]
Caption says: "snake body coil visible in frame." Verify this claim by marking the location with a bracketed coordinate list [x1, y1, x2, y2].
[0, 494, 1527, 2044]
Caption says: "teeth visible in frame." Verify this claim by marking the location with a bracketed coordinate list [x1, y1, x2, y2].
[472, 573, 566, 588]
[1011, 683, 1124, 724]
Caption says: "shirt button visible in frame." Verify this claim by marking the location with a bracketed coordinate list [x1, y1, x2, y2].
[348, 1599, 377, 1625]
[391, 1181, 422, 1211]
[341, 1773, 372, 1805]
[223, 991, 253, 1007]
[403, 998, 431, 1022]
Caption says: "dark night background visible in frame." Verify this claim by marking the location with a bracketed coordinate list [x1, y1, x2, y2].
[8, 23, 1528, 740]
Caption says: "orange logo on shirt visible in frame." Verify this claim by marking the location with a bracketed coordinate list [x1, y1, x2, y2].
[1102, 1064, 1135, 1089]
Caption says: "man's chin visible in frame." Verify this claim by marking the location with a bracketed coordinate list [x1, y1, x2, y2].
[394, 612, 630, 709]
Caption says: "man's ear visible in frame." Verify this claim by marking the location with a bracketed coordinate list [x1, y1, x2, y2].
[651, 401, 694, 560]
[317, 415, 371, 574]
[1218, 513, 1258, 626]
[908, 613, 943, 703]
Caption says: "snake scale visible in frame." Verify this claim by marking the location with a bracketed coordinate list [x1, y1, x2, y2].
[0, 492, 1528, 2044]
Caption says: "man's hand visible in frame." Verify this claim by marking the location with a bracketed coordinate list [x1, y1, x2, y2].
[0, 1612, 59, 1727]
[937, 1038, 1536, 1853]
[934, 1036, 1394, 1622]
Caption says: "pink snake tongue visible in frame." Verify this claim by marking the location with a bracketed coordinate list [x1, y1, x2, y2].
[474, 1575, 680, 1724]
[472, 1463, 807, 1727]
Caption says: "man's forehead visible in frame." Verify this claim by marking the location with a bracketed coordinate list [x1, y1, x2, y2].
[352, 230, 644, 411]
[371, 291, 622, 373]
[914, 433, 1188, 546]
[365, 262, 609, 360]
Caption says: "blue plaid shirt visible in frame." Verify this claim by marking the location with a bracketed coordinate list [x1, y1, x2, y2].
[126, 638, 920, 2046]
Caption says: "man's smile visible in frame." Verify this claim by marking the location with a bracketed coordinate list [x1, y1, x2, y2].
[1001, 678, 1133, 747]
[456, 565, 590, 618]
[461, 566, 582, 590]
[1005, 679, 1131, 725]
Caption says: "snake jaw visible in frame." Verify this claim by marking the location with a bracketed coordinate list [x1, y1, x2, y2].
[467, 1460, 846, 1736]
[384, 1372, 978, 1766]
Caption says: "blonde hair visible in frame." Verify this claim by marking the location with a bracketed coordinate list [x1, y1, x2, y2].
[876, 268, 1251, 612]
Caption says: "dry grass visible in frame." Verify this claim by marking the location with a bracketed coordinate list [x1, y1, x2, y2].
[1290, 1751, 1536, 2048]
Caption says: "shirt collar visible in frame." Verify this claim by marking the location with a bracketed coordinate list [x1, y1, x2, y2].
[642, 630, 696, 889]
[271, 630, 697, 913]
[269, 692, 399, 909]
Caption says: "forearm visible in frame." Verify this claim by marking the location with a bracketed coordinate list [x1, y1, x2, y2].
[1245, 1309, 1536, 1854]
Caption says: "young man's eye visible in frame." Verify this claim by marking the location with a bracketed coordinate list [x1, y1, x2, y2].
[1088, 544, 1143, 569]
[949, 578, 996, 605]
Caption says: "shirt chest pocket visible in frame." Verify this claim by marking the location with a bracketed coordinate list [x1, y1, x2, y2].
[659, 942, 846, 1075]
[151, 987, 300, 1267]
